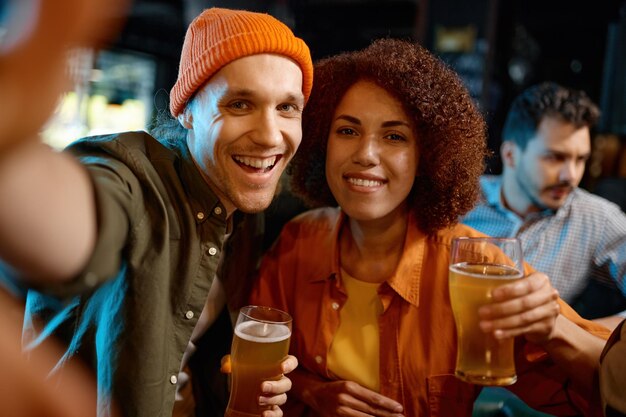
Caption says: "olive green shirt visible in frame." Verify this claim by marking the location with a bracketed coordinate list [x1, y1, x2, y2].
[21, 131, 263, 417]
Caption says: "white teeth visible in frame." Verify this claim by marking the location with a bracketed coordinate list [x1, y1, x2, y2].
[347, 177, 383, 187]
[234, 156, 276, 169]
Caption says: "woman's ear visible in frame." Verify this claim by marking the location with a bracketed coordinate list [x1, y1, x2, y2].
[177, 108, 193, 129]
[500, 141, 517, 168]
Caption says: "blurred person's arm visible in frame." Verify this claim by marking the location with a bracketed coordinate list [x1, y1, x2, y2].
[0, 0, 126, 150]
[0, 142, 97, 282]
[0, 2, 125, 416]
[0, 0, 126, 284]
[0, 286, 111, 417]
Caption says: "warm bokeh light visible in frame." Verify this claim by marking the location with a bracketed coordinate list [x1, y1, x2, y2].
[41, 48, 156, 149]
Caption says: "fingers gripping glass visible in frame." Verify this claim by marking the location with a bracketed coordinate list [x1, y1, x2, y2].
[225, 305, 292, 417]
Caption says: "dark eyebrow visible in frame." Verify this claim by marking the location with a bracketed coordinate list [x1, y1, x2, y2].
[547, 149, 592, 160]
[335, 115, 361, 125]
[381, 120, 411, 128]
[335, 115, 411, 129]
[218, 89, 254, 104]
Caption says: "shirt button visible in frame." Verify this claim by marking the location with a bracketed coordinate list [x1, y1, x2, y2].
[196, 212, 205, 220]
[208, 247, 218, 256]
[331, 302, 340, 310]
[185, 310, 194, 320]
[214, 206, 222, 215]
[170, 374, 178, 384]
[315, 355, 323, 364]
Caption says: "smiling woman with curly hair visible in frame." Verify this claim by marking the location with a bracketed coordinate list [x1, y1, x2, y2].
[291, 38, 488, 233]
[251, 38, 609, 417]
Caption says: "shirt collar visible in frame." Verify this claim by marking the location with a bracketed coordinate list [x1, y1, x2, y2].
[386, 212, 424, 307]
[513, 187, 577, 221]
[484, 175, 574, 220]
[307, 209, 423, 307]
[174, 142, 228, 225]
[306, 208, 344, 284]
[552, 188, 577, 219]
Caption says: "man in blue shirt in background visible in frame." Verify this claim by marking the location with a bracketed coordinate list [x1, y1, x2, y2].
[464, 81, 626, 331]
[465, 81, 626, 417]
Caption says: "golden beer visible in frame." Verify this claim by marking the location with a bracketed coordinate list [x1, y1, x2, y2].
[225, 320, 291, 417]
[449, 263, 523, 386]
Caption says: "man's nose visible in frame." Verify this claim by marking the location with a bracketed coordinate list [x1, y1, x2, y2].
[559, 160, 577, 183]
[253, 111, 282, 147]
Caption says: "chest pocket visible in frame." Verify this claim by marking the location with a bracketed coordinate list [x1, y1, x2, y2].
[427, 374, 476, 417]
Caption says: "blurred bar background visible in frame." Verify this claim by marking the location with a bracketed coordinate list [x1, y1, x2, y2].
[37, 0, 626, 209]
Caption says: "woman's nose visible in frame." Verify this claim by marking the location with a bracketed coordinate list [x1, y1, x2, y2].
[352, 136, 380, 166]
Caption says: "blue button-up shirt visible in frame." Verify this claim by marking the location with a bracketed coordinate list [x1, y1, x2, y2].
[462, 175, 626, 313]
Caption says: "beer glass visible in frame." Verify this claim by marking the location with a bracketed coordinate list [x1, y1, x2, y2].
[225, 305, 292, 417]
[449, 237, 524, 386]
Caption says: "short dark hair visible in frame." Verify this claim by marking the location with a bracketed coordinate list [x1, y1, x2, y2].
[289, 38, 488, 234]
[502, 82, 600, 149]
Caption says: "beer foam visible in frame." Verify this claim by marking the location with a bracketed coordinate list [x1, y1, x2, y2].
[235, 321, 291, 343]
[450, 262, 523, 279]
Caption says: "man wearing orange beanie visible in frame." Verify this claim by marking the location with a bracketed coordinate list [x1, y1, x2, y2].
[0, 7, 312, 417]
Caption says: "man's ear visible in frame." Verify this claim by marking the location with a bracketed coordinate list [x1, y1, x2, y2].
[500, 141, 518, 168]
[177, 108, 193, 129]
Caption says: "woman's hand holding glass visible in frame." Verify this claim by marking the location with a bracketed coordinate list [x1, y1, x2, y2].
[478, 271, 561, 345]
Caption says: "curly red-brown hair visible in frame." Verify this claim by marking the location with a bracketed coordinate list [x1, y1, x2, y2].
[289, 38, 489, 234]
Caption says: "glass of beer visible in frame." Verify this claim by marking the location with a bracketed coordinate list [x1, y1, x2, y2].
[449, 237, 524, 386]
[225, 305, 292, 417]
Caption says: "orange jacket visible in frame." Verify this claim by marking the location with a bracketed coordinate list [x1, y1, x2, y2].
[252, 207, 609, 417]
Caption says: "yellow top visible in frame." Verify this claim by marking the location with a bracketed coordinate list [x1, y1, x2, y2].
[327, 269, 384, 391]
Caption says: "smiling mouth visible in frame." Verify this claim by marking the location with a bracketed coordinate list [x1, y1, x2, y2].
[346, 177, 385, 187]
[233, 155, 280, 172]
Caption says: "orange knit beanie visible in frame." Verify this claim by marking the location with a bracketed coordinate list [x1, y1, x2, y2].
[169, 7, 313, 117]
